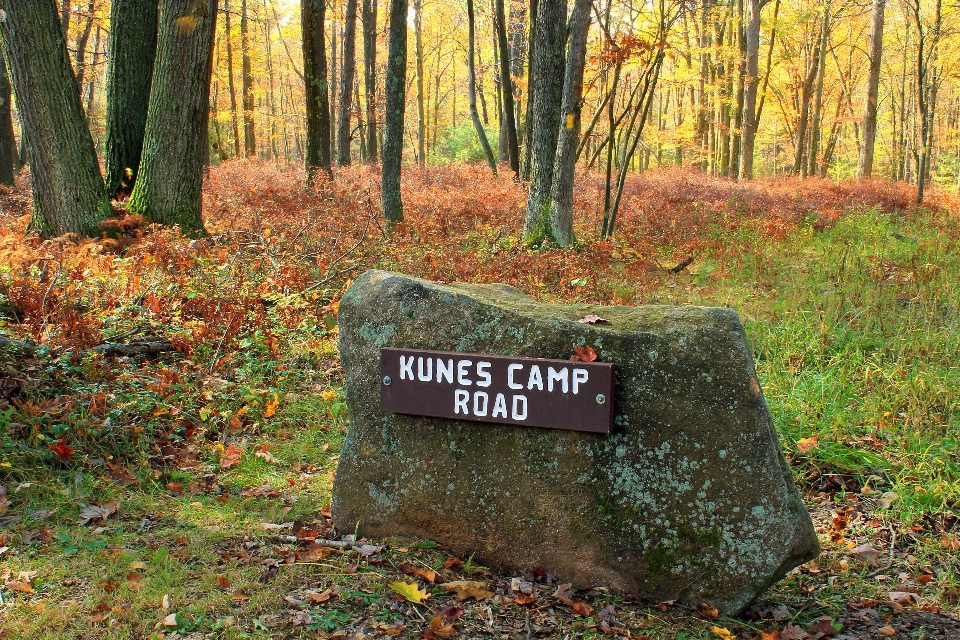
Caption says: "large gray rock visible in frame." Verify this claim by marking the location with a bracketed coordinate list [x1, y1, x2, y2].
[331, 270, 819, 614]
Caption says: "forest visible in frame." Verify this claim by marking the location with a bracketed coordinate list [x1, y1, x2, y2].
[0, 0, 959, 638]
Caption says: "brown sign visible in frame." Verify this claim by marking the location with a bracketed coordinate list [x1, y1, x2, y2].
[379, 348, 615, 434]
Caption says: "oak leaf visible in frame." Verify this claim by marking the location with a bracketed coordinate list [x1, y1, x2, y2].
[779, 624, 807, 640]
[428, 616, 458, 638]
[221, 445, 242, 469]
[400, 560, 440, 583]
[572, 346, 598, 362]
[443, 580, 493, 602]
[4, 580, 35, 594]
[389, 580, 430, 604]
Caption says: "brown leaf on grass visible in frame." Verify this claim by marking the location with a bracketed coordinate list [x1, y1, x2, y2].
[877, 627, 896, 637]
[888, 591, 917, 606]
[306, 588, 333, 603]
[5, 580, 35, 594]
[435, 605, 464, 621]
[221, 445, 242, 469]
[572, 346, 598, 362]
[443, 580, 493, 602]
[101, 579, 121, 592]
[597, 604, 616, 621]
[255, 442, 281, 464]
[806, 618, 839, 638]
[552, 582, 576, 603]
[291, 611, 314, 627]
[344, 562, 359, 574]
[796, 436, 818, 452]
[443, 556, 462, 569]
[696, 601, 720, 620]
[427, 616, 458, 638]
[381, 622, 404, 635]
[513, 594, 536, 605]
[297, 544, 334, 562]
[216, 575, 231, 589]
[22, 527, 52, 544]
[78, 501, 118, 525]
[577, 315, 609, 324]
[940, 534, 960, 551]
[90, 602, 112, 623]
[400, 560, 441, 583]
[126, 573, 146, 589]
[847, 542, 884, 567]
[240, 483, 280, 498]
[779, 624, 807, 640]
[571, 600, 595, 617]
[260, 566, 279, 583]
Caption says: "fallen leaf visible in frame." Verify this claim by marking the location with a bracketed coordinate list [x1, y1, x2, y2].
[571, 600, 594, 617]
[757, 632, 782, 640]
[381, 622, 404, 635]
[697, 601, 720, 620]
[162, 594, 171, 610]
[126, 573, 146, 589]
[443, 557, 462, 569]
[877, 626, 896, 637]
[779, 624, 806, 640]
[577, 315, 609, 324]
[940, 534, 960, 551]
[796, 436, 818, 452]
[428, 616, 458, 638]
[216, 575, 231, 589]
[572, 346, 598, 362]
[4, 580, 35, 594]
[90, 602, 111, 622]
[162, 613, 179, 627]
[291, 611, 313, 627]
[806, 618, 840, 637]
[259, 566, 278, 583]
[297, 545, 334, 562]
[889, 591, 917, 606]
[552, 582, 576, 603]
[847, 542, 884, 567]
[22, 528, 52, 544]
[78, 501, 118, 526]
[400, 561, 440, 583]
[389, 580, 430, 604]
[597, 604, 616, 621]
[711, 626, 735, 640]
[264, 393, 279, 418]
[880, 491, 899, 509]
[435, 605, 464, 621]
[306, 588, 333, 603]
[221, 445, 242, 469]
[513, 594, 536, 605]
[443, 580, 493, 602]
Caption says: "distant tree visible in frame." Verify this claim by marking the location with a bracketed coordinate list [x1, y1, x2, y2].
[0, 0, 111, 236]
[224, 0, 241, 156]
[128, 0, 218, 234]
[467, 0, 497, 174]
[302, 0, 332, 181]
[857, 0, 885, 179]
[240, 0, 256, 156]
[0, 53, 17, 187]
[381, 0, 408, 227]
[494, 0, 519, 175]
[361, 0, 377, 163]
[337, 0, 358, 165]
[105, 0, 159, 198]
[413, 0, 426, 166]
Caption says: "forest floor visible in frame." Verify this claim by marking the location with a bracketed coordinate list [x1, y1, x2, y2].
[0, 161, 958, 639]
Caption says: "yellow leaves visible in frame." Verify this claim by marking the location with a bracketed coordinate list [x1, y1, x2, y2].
[443, 580, 494, 602]
[388, 580, 430, 604]
[796, 436, 818, 452]
[263, 392, 279, 418]
[4, 580, 35, 594]
[711, 625, 735, 639]
[321, 389, 337, 402]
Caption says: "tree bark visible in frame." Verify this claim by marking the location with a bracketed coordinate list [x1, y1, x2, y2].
[302, 0, 333, 181]
[806, 3, 829, 178]
[72, 0, 95, 90]
[240, 0, 256, 156]
[224, 0, 241, 156]
[127, 0, 218, 235]
[494, 0, 519, 175]
[413, 0, 426, 166]
[522, 0, 566, 243]
[361, 0, 377, 163]
[857, 0, 885, 179]
[792, 17, 823, 175]
[547, 0, 592, 247]
[520, 0, 538, 180]
[739, 0, 761, 179]
[381, 0, 407, 227]
[0, 0, 111, 236]
[337, 0, 358, 165]
[0, 51, 17, 186]
[467, 0, 498, 174]
[105, 0, 159, 198]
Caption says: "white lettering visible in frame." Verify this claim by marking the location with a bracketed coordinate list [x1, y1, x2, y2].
[572, 368, 589, 394]
[454, 389, 469, 414]
[492, 393, 508, 417]
[473, 391, 489, 416]
[400, 356, 415, 380]
[437, 358, 454, 384]
[507, 363, 524, 389]
[527, 365, 543, 391]
[457, 360, 473, 386]
[511, 395, 528, 420]
[417, 357, 433, 382]
[548, 366, 569, 393]
[476, 361, 492, 387]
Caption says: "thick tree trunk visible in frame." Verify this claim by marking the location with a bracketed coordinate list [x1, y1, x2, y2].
[413, 0, 426, 166]
[0, 53, 17, 186]
[522, 0, 566, 243]
[105, 0, 159, 198]
[362, 0, 378, 163]
[739, 0, 761, 179]
[224, 0, 241, 156]
[381, 0, 407, 226]
[467, 0, 498, 174]
[547, 0, 592, 247]
[337, 0, 358, 165]
[0, 0, 111, 236]
[302, 0, 332, 181]
[128, 0, 218, 234]
[240, 0, 256, 156]
[495, 0, 519, 175]
[857, 0, 885, 179]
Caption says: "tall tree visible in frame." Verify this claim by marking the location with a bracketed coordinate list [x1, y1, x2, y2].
[0, 0, 111, 236]
[72, 0, 95, 90]
[739, 0, 765, 179]
[857, 0, 885, 179]
[494, 0, 519, 174]
[908, 0, 944, 203]
[546, 0, 592, 246]
[520, 0, 538, 180]
[240, 0, 256, 156]
[523, 0, 567, 243]
[467, 0, 498, 174]
[381, 0, 407, 227]
[128, 0, 218, 234]
[792, 12, 824, 176]
[0, 52, 17, 186]
[413, 0, 426, 166]
[337, 0, 358, 165]
[806, 3, 829, 177]
[361, 0, 377, 162]
[302, 0, 333, 181]
[105, 0, 159, 198]
[224, 0, 241, 156]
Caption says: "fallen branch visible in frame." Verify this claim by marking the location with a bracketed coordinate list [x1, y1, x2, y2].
[0, 336, 37, 357]
[668, 255, 695, 274]
[86, 339, 175, 357]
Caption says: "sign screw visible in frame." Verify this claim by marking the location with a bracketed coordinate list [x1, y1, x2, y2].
[383, 376, 392, 386]
[596, 394, 606, 404]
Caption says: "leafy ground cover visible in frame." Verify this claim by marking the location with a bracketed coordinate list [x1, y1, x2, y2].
[0, 162, 958, 639]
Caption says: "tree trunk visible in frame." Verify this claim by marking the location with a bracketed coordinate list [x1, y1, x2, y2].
[413, 0, 426, 166]
[84, 24, 101, 124]
[381, 0, 407, 226]
[105, 0, 159, 198]
[224, 0, 241, 156]
[520, 0, 538, 181]
[337, 0, 358, 165]
[522, 0, 566, 243]
[792, 18, 822, 175]
[72, 0, 95, 90]
[127, 0, 218, 235]
[729, 0, 745, 178]
[362, 0, 378, 163]
[806, 3, 829, 178]
[0, 0, 111, 236]
[547, 0, 592, 247]
[857, 0, 885, 179]
[60, 0, 72, 38]
[240, 0, 256, 156]
[495, 0, 519, 175]
[0, 51, 17, 186]
[302, 0, 333, 181]
[739, 0, 760, 179]
[467, 0, 498, 174]
[329, 22, 337, 160]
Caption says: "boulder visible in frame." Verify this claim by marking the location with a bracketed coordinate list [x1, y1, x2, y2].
[331, 270, 819, 614]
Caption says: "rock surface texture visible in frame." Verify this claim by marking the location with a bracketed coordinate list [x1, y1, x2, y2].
[332, 270, 819, 614]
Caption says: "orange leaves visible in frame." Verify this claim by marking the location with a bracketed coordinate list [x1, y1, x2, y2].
[263, 392, 279, 418]
[220, 445, 243, 469]
[796, 436, 818, 452]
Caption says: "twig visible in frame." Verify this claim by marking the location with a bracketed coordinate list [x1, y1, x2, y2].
[668, 255, 695, 274]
